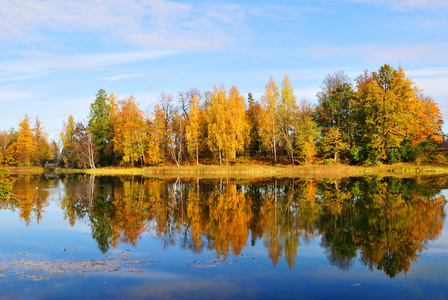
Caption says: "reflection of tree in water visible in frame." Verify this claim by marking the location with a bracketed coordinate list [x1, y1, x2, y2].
[90, 194, 114, 253]
[0, 168, 15, 199]
[1, 174, 50, 226]
[352, 177, 445, 278]
[318, 176, 446, 277]
[319, 178, 357, 271]
[207, 181, 252, 257]
[261, 179, 321, 268]
[8, 174, 446, 277]
[60, 175, 95, 226]
[187, 179, 252, 258]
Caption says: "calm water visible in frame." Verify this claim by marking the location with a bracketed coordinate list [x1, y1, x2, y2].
[1, 174, 448, 299]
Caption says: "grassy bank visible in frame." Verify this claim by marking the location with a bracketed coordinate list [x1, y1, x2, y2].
[5, 166, 44, 174]
[54, 163, 448, 178]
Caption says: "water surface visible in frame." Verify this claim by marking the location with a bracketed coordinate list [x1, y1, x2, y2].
[1, 174, 448, 299]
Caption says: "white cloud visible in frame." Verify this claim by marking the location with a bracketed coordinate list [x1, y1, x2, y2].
[407, 67, 448, 103]
[0, 0, 248, 51]
[345, 0, 448, 11]
[0, 90, 31, 101]
[0, 50, 176, 82]
[304, 43, 448, 65]
[101, 73, 145, 81]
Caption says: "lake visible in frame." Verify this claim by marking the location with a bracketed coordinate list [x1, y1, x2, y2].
[1, 174, 448, 299]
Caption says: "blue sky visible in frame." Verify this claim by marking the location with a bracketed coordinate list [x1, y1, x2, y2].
[1, 0, 447, 138]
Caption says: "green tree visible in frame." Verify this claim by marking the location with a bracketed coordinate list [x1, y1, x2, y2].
[246, 93, 262, 155]
[88, 89, 114, 166]
[315, 71, 354, 162]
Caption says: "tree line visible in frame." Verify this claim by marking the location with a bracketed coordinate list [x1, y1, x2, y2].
[0, 64, 444, 168]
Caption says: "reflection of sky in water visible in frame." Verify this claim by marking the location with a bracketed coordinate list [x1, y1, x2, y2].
[1, 176, 448, 299]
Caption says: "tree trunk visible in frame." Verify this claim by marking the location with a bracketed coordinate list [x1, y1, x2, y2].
[196, 145, 199, 165]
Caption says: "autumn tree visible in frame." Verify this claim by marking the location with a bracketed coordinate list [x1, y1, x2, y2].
[169, 109, 185, 166]
[71, 122, 97, 169]
[0, 129, 17, 165]
[408, 95, 443, 146]
[60, 115, 77, 166]
[295, 101, 319, 166]
[15, 114, 35, 166]
[206, 86, 228, 165]
[319, 127, 350, 164]
[186, 93, 201, 165]
[351, 64, 443, 164]
[146, 106, 164, 165]
[278, 75, 297, 165]
[158, 92, 174, 158]
[32, 117, 52, 165]
[226, 86, 248, 162]
[111, 96, 146, 167]
[0, 129, 15, 156]
[259, 77, 280, 163]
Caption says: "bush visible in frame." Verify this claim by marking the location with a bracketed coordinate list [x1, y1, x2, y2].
[386, 148, 402, 164]
[349, 146, 363, 164]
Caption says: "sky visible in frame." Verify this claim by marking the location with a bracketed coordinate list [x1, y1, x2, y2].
[1, 0, 448, 139]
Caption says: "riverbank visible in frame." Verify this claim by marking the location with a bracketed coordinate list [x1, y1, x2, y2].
[53, 163, 448, 178]
[3, 163, 448, 178]
[4, 166, 44, 174]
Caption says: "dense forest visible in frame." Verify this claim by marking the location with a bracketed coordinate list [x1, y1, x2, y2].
[0, 64, 444, 168]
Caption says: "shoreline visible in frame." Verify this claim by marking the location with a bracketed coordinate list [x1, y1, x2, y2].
[4, 163, 448, 178]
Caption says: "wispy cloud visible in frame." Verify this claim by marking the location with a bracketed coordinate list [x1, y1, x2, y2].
[0, 50, 175, 82]
[0, 0, 248, 51]
[304, 42, 448, 64]
[345, 0, 448, 11]
[101, 73, 145, 81]
[0, 90, 31, 102]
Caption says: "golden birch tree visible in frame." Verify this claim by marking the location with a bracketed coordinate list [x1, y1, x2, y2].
[186, 94, 201, 165]
[278, 75, 297, 165]
[259, 77, 280, 163]
[61, 115, 77, 166]
[226, 86, 249, 162]
[206, 86, 227, 165]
